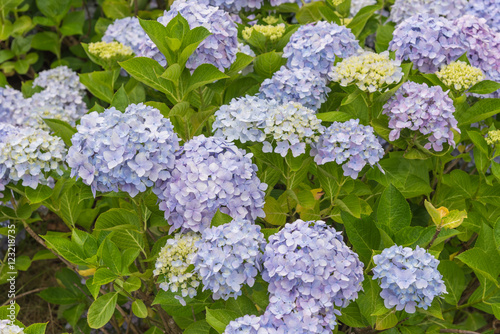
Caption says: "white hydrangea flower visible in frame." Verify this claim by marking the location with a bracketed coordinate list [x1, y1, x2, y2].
[0, 319, 24, 333]
[436, 61, 485, 91]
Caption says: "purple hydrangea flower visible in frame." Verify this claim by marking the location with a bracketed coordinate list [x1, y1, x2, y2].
[192, 219, 266, 300]
[389, 14, 465, 73]
[202, 0, 264, 12]
[351, 0, 378, 17]
[139, 0, 238, 71]
[258, 66, 331, 111]
[465, 0, 500, 32]
[67, 103, 180, 197]
[311, 119, 384, 179]
[389, 0, 467, 23]
[283, 21, 361, 78]
[270, 0, 318, 6]
[262, 220, 364, 332]
[102, 17, 148, 55]
[382, 81, 460, 151]
[372, 245, 447, 313]
[0, 87, 29, 125]
[153, 135, 267, 233]
[224, 314, 262, 334]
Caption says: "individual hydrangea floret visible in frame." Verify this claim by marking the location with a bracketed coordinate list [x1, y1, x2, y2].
[153, 135, 267, 233]
[259, 66, 331, 110]
[0, 123, 66, 190]
[389, 14, 465, 73]
[372, 245, 447, 313]
[382, 81, 460, 151]
[311, 119, 384, 179]
[102, 17, 148, 55]
[154, 232, 201, 305]
[486, 129, 500, 145]
[204, 0, 264, 12]
[140, 0, 238, 71]
[213, 95, 275, 144]
[0, 320, 24, 334]
[88, 41, 133, 59]
[242, 24, 286, 42]
[283, 21, 361, 77]
[350, 0, 377, 17]
[436, 61, 485, 91]
[262, 103, 324, 157]
[389, 0, 467, 23]
[238, 42, 255, 57]
[329, 51, 403, 92]
[262, 220, 364, 332]
[465, 0, 500, 32]
[67, 103, 180, 197]
[192, 219, 266, 300]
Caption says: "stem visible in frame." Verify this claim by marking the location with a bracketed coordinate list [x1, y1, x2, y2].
[426, 227, 441, 249]
[440, 330, 480, 334]
[1, 287, 47, 306]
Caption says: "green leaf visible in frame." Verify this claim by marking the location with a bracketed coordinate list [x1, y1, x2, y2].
[122, 276, 141, 293]
[25, 184, 54, 203]
[438, 260, 465, 306]
[39, 287, 80, 305]
[111, 229, 146, 255]
[132, 300, 148, 318]
[186, 63, 229, 95]
[376, 184, 412, 235]
[226, 52, 254, 76]
[342, 212, 380, 265]
[225, 295, 258, 317]
[337, 302, 369, 327]
[60, 10, 85, 36]
[468, 130, 490, 155]
[316, 111, 351, 122]
[95, 208, 140, 231]
[456, 248, 500, 286]
[100, 238, 122, 274]
[347, 4, 381, 37]
[375, 311, 398, 330]
[43, 118, 76, 147]
[210, 209, 233, 227]
[375, 23, 395, 53]
[24, 323, 48, 334]
[43, 235, 88, 265]
[86, 277, 100, 300]
[93, 268, 118, 285]
[79, 70, 118, 103]
[0, 50, 14, 63]
[468, 80, 500, 95]
[101, 0, 131, 19]
[139, 18, 176, 65]
[31, 31, 60, 58]
[253, 51, 285, 79]
[263, 196, 287, 226]
[161, 63, 182, 83]
[36, 0, 71, 24]
[205, 308, 239, 334]
[296, 1, 335, 24]
[110, 85, 129, 112]
[456, 98, 500, 126]
[88, 292, 118, 328]
[184, 320, 212, 334]
[0, 0, 23, 12]
[358, 278, 385, 326]
[178, 25, 212, 68]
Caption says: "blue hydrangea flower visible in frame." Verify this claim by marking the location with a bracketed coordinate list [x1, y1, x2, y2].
[0, 87, 29, 125]
[389, 0, 467, 23]
[465, 0, 500, 32]
[140, 0, 238, 71]
[224, 315, 262, 334]
[372, 245, 447, 313]
[262, 220, 364, 332]
[153, 135, 267, 233]
[202, 0, 264, 12]
[213, 95, 274, 144]
[389, 14, 465, 73]
[67, 103, 180, 197]
[382, 81, 460, 151]
[350, 0, 377, 17]
[258, 66, 331, 111]
[0, 123, 66, 190]
[102, 17, 148, 55]
[311, 119, 384, 179]
[283, 21, 361, 78]
[192, 219, 266, 300]
[269, 0, 318, 6]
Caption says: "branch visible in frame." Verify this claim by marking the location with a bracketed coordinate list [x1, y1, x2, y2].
[440, 330, 480, 334]
[1, 287, 47, 306]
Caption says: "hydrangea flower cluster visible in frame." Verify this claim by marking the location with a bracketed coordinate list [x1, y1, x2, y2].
[465, 0, 500, 32]
[486, 129, 500, 145]
[102, 17, 148, 54]
[142, 0, 238, 71]
[436, 61, 485, 91]
[372, 245, 447, 313]
[153, 135, 267, 233]
[262, 220, 364, 332]
[350, 0, 377, 17]
[269, 0, 316, 6]
[66, 103, 180, 197]
[204, 0, 263, 12]
[382, 81, 459, 151]
[242, 24, 286, 42]
[213, 95, 274, 143]
[263, 16, 279, 25]
[192, 219, 266, 300]
[0, 87, 29, 125]
[329, 51, 403, 92]
[389, 14, 465, 73]
[283, 21, 361, 77]
[262, 103, 324, 157]
[88, 41, 133, 60]
[0, 123, 66, 189]
[259, 66, 331, 111]
[0, 320, 24, 334]
[311, 119, 384, 178]
[154, 232, 201, 305]
[224, 314, 261, 334]
[389, 0, 467, 23]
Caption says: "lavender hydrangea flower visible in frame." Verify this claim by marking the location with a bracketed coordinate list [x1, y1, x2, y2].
[0, 87, 29, 125]
[465, 0, 500, 32]
[0, 123, 66, 190]
[350, 0, 377, 17]
[283, 21, 361, 77]
[139, 0, 238, 71]
[259, 66, 331, 111]
[224, 314, 262, 334]
[382, 81, 460, 151]
[192, 219, 266, 300]
[389, 14, 465, 73]
[67, 103, 180, 197]
[270, 0, 318, 6]
[203, 0, 264, 12]
[263, 103, 324, 157]
[311, 119, 384, 179]
[102, 17, 148, 55]
[262, 220, 364, 332]
[372, 245, 447, 313]
[389, 0, 467, 23]
[153, 135, 267, 233]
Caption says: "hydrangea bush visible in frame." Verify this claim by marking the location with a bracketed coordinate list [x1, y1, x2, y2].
[1, 0, 499, 333]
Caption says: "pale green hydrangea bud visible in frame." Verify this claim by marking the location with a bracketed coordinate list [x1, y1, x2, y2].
[486, 130, 500, 145]
[436, 61, 485, 91]
[87, 41, 134, 69]
[243, 24, 286, 42]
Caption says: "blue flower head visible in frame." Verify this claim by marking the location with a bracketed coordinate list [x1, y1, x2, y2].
[372, 245, 447, 313]
[465, 0, 500, 32]
[67, 103, 180, 197]
[102, 17, 148, 55]
[389, 0, 467, 23]
[201, 0, 264, 12]
[153, 135, 267, 233]
[192, 219, 266, 300]
[0, 87, 29, 125]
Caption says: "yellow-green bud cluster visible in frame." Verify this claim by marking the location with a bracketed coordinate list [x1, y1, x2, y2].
[154, 232, 201, 305]
[243, 24, 286, 42]
[486, 129, 500, 145]
[88, 41, 134, 60]
[329, 51, 404, 92]
[263, 16, 279, 25]
[436, 61, 485, 91]
[332, 0, 344, 5]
